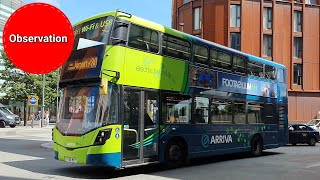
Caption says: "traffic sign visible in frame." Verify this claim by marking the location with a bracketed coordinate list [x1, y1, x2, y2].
[28, 95, 38, 106]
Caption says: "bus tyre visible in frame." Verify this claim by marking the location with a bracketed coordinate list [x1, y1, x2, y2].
[308, 137, 316, 146]
[0, 121, 5, 128]
[251, 136, 263, 157]
[165, 141, 186, 167]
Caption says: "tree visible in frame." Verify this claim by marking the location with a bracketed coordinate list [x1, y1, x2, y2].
[0, 50, 59, 111]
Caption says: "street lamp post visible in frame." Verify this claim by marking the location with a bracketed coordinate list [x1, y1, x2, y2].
[41, 74, 45, 128]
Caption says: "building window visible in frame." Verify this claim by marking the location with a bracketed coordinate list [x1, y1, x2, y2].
[305, 0, 317, 4]
[294, 37, 302, 58]
[293, 63, 302, 85]
[263, 8, 272, 29]
[294, 11, 302, 32]
[263, 35, 272, 57]
[183, 0, 190, 4]
[193, 7, 202, 30]
[230, 5, 241, 27]
[230, 32, 241, 50]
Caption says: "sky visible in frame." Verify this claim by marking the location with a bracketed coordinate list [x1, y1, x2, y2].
[23, 0, 172, 27]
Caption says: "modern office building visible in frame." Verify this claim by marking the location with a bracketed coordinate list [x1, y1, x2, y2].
[0, 0, 25, 90]
[0, 0, 25, 52]
[172, 0, 320, 122]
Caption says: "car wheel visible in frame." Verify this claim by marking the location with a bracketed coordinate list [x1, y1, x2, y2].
[251, 136, 263, 157]
[0, 121, 5, 128]
[308, 137, 316, 146]
[292, 143, 297, 146]
[10, 125, 16, 128]
[165, 141, 186, 167]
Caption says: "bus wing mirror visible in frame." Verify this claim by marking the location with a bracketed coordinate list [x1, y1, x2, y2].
[101, 69, 120, 80]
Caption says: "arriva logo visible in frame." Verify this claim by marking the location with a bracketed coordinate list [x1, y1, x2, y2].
[201, 134, 233, 147]
[210, 135, 233, 144]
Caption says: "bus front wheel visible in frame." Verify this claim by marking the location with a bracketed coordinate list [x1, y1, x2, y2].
[165, 141, 186, 166]
[251, 135, 263, 157]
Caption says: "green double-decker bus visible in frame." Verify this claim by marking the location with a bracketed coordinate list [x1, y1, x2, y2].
[53, 10, 288, 168]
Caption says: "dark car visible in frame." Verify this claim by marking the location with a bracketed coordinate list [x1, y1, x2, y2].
[289, 124, 320, 146]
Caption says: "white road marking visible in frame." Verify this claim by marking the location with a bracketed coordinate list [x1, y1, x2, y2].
[0, 151, 44, 163]
[305, 162, 320, 168]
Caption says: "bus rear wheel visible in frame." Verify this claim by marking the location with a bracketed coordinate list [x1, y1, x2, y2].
[251, 136, 263, 157]
[165, 141, 186, 166]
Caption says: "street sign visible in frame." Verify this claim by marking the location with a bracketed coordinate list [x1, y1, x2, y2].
[28, 95, 38, 106]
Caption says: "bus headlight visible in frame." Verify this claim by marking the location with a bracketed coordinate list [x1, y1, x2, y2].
[94, 129, 112, 145]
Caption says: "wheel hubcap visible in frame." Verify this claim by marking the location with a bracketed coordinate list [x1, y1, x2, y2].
[170, 145, 182, 161]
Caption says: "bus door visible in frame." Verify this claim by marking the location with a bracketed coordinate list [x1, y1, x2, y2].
[122, 88, 159, 165]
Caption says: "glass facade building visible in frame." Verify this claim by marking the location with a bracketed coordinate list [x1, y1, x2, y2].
[0, 0, 25, 94]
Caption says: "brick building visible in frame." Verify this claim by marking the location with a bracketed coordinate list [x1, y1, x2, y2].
[172, 0, 320, 122]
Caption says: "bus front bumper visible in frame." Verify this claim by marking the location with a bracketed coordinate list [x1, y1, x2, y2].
[53, 142, 121, 168]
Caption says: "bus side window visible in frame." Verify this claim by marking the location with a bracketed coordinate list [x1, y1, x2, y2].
[210, 99, 232, 124]
[233, 55, 246, 74]
[209, 49, 218, 67]
[234, 101, 246, 124]
[247, 102, 263, 124]
[162, 34, 191, 61]
[162, 94, 192, 124]
[247, 60, 264, 77]
[265, 65, 276, 80]
[217, 52, 232, 70]
[128, 24, 159, 53]
[192, 97, 209, 124]
[194, 44, 209, 65]
[277, 68, 285, 83]
[262, 103, 276, 124]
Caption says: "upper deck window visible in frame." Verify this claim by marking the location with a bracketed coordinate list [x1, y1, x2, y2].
[162, 34, 191, 61]
[218, 51, 232, 70]
[233, 55, 245, 74]
[73, 16, 114, 50]
[265, 65, 276, 80]
[128, 24, 159, 53]
[277, 68, 285, 83]
[209, 49, 232, 70]
[194, 44, 208, 64]
[248, 60, 264, 77]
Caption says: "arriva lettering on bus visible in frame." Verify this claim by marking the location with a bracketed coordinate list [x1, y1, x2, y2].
[210, 134, 233, 144]
[222, 78, 258, 91]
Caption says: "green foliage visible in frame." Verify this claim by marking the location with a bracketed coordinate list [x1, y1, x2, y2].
[0, 50, 59, 106]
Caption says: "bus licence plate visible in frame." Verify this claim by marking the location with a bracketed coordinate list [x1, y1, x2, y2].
[65, 157, 77, 163]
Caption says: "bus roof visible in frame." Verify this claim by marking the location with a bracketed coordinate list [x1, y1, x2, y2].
[74, 10, 286, 70]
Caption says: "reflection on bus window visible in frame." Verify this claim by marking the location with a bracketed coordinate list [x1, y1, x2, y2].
[248, 60, 264, 77]
[58, 86, 99, 135]
[277, 68, 285, 83]
[194, 44, 208, 64]
[192, 97, 209, 124]
[234, 101, 246, 124]
[233, 55, 246, 74]
[128, 24, 159, 53]
[265, 65, 276, 80]
[162, 34, 191, 61]
[248, 102, 262, 124]
[218, 52, 232, 70]
[162, 94, 191, 124]
[210, 99, 232, 124]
